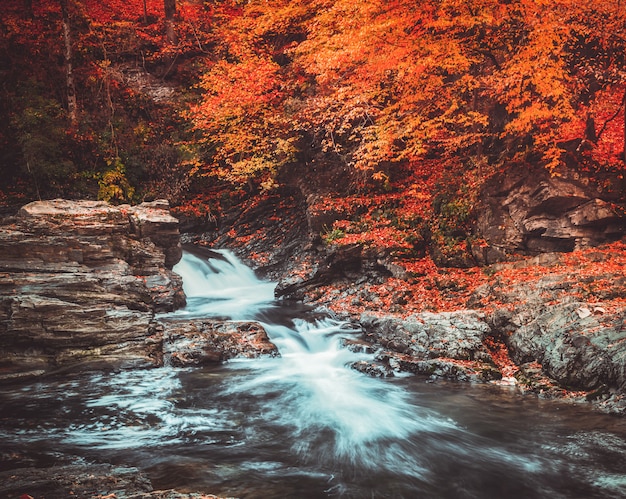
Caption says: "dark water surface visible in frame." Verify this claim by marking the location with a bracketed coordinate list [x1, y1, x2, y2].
[1, 250, 625, 498]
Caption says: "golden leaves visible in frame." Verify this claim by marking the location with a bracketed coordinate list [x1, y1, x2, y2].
[185, 0, 626, 189]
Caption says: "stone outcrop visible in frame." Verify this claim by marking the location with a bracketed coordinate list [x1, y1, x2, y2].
[358, 311, 500, 382]
[0, 199, 185, 380]
[475, 168, 625, 264]
[475, 268, 626, 414]
[162, 320, 278, 366]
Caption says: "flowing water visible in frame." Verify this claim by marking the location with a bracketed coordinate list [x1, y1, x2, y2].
[1, 250, 626, 498]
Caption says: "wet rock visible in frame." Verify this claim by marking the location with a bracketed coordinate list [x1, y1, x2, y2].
[350, 359, 394, 378]
[275, 244, 395, 301]
[357, 310, 500, 381]
[476, 269, 626, 414]
[0, 461, 230, 499]
[0, 199, 184, 380]
[0, 462, 152, 499]
[162, 320, 278, 366]
[360, 310, 493, 363]
[387, 355, 501, 382]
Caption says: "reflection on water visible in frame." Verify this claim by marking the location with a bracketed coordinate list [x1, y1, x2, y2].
[1, 250, 625, 498]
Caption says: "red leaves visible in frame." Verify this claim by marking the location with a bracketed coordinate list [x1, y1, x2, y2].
[302, 241, 626, 321]
[483, 336, 519, 379]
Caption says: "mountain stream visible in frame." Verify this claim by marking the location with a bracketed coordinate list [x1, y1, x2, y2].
[1, 250, 626, 498]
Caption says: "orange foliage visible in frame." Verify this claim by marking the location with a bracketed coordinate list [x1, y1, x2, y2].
[307, 241, 626, 320]
[179, 0, 626, 246]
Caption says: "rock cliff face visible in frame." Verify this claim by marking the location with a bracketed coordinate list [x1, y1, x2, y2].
[0, 199, 185, 380]
[474, 168, 625, 264]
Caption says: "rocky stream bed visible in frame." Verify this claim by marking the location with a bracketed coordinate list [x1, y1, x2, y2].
[1, 199, 625, 498]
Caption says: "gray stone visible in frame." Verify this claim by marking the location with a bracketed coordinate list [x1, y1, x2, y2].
[162, 320, 279, 366]
[0, 199, 184, 380]
[475, 169, 626, 262]
[360, 310, 493, 363]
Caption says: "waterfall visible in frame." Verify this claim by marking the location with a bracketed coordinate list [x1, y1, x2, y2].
[171, 249, 276, 320]
[172, 250, 452, 468]
[170, 250, 519, 475]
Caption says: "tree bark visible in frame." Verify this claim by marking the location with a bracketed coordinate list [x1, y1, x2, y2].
[59, 0, 77, 125]
[622, 94, 626, 163]
[164, 0, 178, 45]
[584, 114, 597, 143]
[164, 0, 176, 19]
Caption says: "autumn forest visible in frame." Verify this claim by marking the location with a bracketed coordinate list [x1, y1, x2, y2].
[2, 0, 626, 269]
[4, 3, 626, 495]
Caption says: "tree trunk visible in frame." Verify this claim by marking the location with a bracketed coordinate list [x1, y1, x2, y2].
[623, 96, 626, 163]
[59, 0, 77, 125]
[164, 0, 176, 19]
[164, 0, 178, 45]
[142, 0, 148, 24]
[584, 114, 597, 143]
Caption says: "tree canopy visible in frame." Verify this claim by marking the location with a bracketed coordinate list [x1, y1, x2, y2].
[1, 0, 625, 249]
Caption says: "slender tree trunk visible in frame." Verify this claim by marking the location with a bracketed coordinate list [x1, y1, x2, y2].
[142, 0, 148, 24]
[59, 0, 77, 125]
[622, 95, 626, 163]
[164, 0, 176, 19]
[584, 114, 597, 143]
[164, 0, 178, 45]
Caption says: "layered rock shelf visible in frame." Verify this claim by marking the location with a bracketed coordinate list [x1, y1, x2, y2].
[0, 199, 186, 380]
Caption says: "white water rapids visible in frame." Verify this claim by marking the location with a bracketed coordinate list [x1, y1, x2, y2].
[171, 249, 453, 469]
[1, 249, 626, 498]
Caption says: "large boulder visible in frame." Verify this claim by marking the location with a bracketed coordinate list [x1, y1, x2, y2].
[0, 199, 184, 380]
[488, 297, 626, 394]
[473, 261, 626, 414]
[359, 310, 500, 382]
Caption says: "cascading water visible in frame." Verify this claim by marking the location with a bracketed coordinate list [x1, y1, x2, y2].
[172, 250, 445, 469]
[162, 250, 626, 497]
[1, 249, 626, 498]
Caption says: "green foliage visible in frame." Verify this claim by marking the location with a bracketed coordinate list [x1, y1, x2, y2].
[321, 224, 345, 244]
[97, 158, 135, 203]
